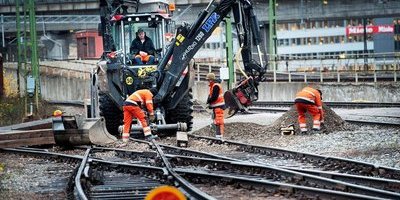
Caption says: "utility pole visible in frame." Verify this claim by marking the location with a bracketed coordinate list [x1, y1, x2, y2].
[363, 18, 368, 70]
[0, 14, 4, 97]
[0, 53, 3, 98]
[23, 0, 29, 116]
[269, 0, 277, 82]
[28, 0, 40, 114]
[16, 0, 22, 94]
[225, 16, 234, 89]
[1, 14, 4, 48]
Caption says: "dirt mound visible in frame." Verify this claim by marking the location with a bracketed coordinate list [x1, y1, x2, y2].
[193, 104, 354, 139]
[271, 104, 352, 134]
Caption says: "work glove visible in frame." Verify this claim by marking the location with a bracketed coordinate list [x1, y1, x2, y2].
[149, 114, 155, 122]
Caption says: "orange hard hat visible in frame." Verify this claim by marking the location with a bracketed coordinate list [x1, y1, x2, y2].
[53, 110, 63, 117]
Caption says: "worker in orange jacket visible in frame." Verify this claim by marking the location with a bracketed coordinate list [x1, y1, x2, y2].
[122, 88, 158, 145]
[294, 86, 324, 134]
[206, 73, 225, 139]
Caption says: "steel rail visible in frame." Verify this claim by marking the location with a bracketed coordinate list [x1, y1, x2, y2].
[150, 140, 217, 200]
[285, 167, 400, 193]
[75, 148, 91, 200]
[4, 145, 398, 199]
[157, 144, 400, 193]
[167, 154, 400, 199]
[188, 134, 400, 180]
[175, 169, 384, 200]
[90, 145, 396, 199]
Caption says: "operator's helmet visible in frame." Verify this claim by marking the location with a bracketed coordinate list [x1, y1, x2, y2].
[206, 73, 216, 81]
[53, 110, 63, 117]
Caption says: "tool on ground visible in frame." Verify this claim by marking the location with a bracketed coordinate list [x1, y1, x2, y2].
[280, 124, 295, 135]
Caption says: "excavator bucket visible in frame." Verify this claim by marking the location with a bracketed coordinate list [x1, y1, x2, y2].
[53, 116, 117, 146]
[223, 90, 242, 118]
[86, 118, 118, 145]
[223, 77, 259, 118]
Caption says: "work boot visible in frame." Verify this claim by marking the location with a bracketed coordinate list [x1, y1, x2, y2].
[300, 131, 308, 135]
[312, 128, 321, 134]
[215, 125, 222, 139]
[145, 134, 159, 141]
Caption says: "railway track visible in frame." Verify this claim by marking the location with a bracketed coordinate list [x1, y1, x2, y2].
[3, 140, 400, 199]
[185, 134, 400, 180]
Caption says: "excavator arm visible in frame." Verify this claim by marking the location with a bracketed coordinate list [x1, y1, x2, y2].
[154, 0, 266, 115]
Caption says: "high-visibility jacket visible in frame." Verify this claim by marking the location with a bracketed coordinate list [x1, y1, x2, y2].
[295, 86, 322, 109]
[208, 82, 225, 108]
[125, 89, 154, 115]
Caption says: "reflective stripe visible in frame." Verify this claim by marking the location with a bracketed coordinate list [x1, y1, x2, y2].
[134, 93, 143, 103]
[295, 97, 315, 104]
[299, 123, 307, 128]
[125, 99, 138, 105]
[210, 102, 225, 108]
[318, 106, 323, 109]
[145, 100, 153, 104]
[313, 120, 320, 125]
[122, 133, 130, 139]
[300, 128, 307, 132]
[303, 89, 316, 97]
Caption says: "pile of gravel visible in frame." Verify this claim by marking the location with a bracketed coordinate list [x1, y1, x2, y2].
[271, 104, 353, 134]
[194, 104, 353, 138]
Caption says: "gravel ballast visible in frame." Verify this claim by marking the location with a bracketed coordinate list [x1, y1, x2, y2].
[1, 107, 399, 199]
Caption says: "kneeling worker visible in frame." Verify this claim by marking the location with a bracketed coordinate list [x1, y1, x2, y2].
[294, 86, 324, 134]
[206, 73, 225, 139]
[122, 88, 158, 145]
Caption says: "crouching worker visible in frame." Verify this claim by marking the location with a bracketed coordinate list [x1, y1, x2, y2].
[294, 86, 324, 134]
[122, 88, 159, 145]
[206, 73, 225, 139]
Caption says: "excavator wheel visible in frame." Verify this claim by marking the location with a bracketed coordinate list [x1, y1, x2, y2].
[99, 92, 123, 136]
[164, 91, 194, 136]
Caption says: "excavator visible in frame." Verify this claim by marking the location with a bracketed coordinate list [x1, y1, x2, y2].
[95, 0, 266, 138]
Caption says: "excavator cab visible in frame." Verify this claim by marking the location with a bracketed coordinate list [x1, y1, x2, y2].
[108, 14, 174, 64]
[109, 13, 175, 94]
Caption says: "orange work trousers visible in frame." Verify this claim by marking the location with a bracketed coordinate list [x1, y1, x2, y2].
[123, 105, 149, 140]
[212, 107, 224, 135]
[295, 103, 321, 131]
[135, 54, 152, 62]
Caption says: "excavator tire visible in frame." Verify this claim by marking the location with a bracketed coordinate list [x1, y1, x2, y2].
[164, 91, 194, 136]
[99, 92, 123, 136]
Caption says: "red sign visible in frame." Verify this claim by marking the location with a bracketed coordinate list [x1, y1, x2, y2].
[346, 25, 394, 36]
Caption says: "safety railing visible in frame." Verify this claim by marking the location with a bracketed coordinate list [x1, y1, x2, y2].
[193, 52, 400, 83]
